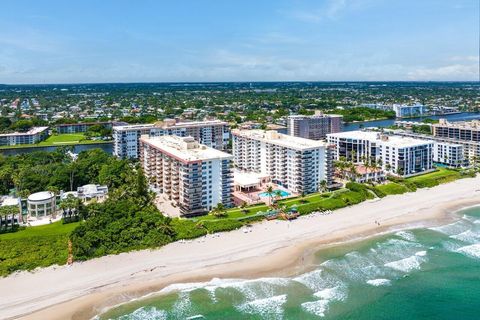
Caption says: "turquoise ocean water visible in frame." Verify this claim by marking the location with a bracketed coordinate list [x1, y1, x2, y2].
[99, 206, 480, 320]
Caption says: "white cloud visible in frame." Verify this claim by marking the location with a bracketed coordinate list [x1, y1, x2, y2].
[326, 0, 348, 18]
[449, 55, 479, 62]
[407, 64, 478, 81]
[288, 0, 370, 23]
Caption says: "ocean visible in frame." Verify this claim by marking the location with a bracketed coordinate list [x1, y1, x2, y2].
[99, 206, 480, 320]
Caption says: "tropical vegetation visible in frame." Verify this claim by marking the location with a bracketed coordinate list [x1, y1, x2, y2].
[0, 147, 477, 277]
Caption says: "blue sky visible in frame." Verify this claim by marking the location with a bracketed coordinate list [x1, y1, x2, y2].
[0, 0, 478, 83]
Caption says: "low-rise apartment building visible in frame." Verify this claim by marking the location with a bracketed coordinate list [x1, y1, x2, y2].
[113, 119, 230, 159]
[385, 130, 466, 168]
[140, 135, 233, 216]
[55, 121, 126, 134]
[392, 104, 426, 118]
[232, 129, 334, 194]
[0, 127, 49, 146]
[327, 131, 434, 177]
[433, 142, 464, 167]
[433, 119, 480, 142]
[287, 111, 343, 140]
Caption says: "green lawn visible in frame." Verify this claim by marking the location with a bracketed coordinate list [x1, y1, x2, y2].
[0, 221, 80, 276]
[406, 167, 461, 186]
[39, 133, 110, 146]
[0, 221, 79, 240]
[0, 133, 110, 149]
[376, 182, 409, 195]
[195, 189, 360, 222]
[374, 168, 465, 196]
[39, 133, 86, 145]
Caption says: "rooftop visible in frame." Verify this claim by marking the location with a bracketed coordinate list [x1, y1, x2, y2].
[56, 121, 127, 127]
[28, 191, 55, 202]
[384, 129, 464, 147]
[232, 129, 328, 150]
[233, 170, 270, 188]
[328, 130, 433, 148]
[0, 196, 20, 207]
[78, 184, 108, 195]
[265, 124, 287, 130]
[434, 119, 480, 130]
[113, 119, 228, 131]
[156, 119, 228, 128]
[141, 135, 233, 163]
[288, 111, 343, 119]
[113, 123, 156, 131]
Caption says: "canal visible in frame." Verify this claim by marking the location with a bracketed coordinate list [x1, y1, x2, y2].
[0, 142, 113, 156]
[343, 112, 480, 131]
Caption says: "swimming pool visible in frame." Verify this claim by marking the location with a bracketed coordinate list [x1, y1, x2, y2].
[258, 190, 291, 198]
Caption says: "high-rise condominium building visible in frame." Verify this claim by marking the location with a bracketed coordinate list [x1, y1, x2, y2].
[232, 129, 334, 194]
[287, 111, 343, 140]
[113, 119, 230, 159]
[140, 135, 233, 216]
[327, 131, 434, 177]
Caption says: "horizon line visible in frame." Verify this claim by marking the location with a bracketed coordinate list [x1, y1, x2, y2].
[1, 80, 479, 86]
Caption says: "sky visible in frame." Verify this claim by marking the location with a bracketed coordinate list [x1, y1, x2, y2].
[0, 0, 478, 84]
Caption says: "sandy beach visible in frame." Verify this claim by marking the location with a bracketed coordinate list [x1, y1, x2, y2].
[2, 176, 480, 320]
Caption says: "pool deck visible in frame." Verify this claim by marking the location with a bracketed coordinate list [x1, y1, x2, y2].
[233, 184, 297, 206]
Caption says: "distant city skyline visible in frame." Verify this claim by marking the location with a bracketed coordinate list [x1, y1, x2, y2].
[0, 0, 478, 84]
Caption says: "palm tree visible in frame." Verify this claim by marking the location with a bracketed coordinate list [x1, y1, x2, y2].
[348, 162, 358, 181]
[60, 194, 80, 221]
[47, 186, 59, 195]
[212, 203, 227, 218]
[266, 185, 274, 205]
[333, 160, 343, 179]
[300, 191, 307, 203]
[334, 156, 348, 179]
[396, 167, 404, 176]
[472, 156, 479, 171]
[273, 190, 283, 202]
[67, 162, 77, 191]
[359, 155, 367, 174]
[240, 201, 248, 214]
[370, 158, 382, 182]
[350, 150, 357, 163]
[18, 189, 30, 200]
[319, 180, 328, 193]
[59, 201, 68, 218]
[0, 205, 19, 230]
[377, 158, 383, 168]
[385, 163, 392, 173]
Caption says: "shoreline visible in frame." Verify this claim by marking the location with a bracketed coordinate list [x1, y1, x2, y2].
[2, 176, 480, 320]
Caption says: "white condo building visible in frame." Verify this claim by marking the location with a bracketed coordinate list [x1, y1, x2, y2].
[140, 135, 233, 216]
[392, 104, 426, 118]
[327, 131, 434, 177]
[0, 126, 49, 146]
[232, 129, 334, 194]
[114, 119, 230, 159]
[433, 142, 464, 167]
[384, 130, 466, 168]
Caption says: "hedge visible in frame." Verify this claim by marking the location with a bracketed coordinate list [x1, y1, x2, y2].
[201, 219, 244, 233]
[171, 219, 208, 240]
